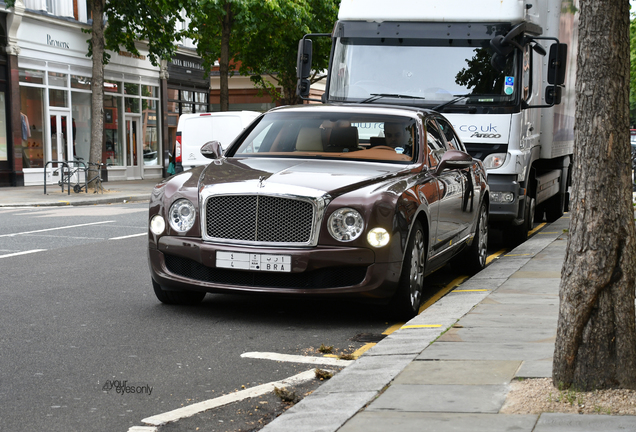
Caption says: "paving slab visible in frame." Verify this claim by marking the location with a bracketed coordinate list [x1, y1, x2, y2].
[457, 314, 557, 329]
[470, 257, 532, 280]
[362, 329, 442, 356]
[437, 327, 555, 344]
[393, 360, 521, 385]
[367, 384, 509, 413]
[338, 412, 539, 432]
[534, 413, 636, 432]
[418, 342, 555, 361]
[516, 359, 553, 378]
[485, 292, 558, 305]
[467, 302, 559, 318]
[495, 277, 561, 294]
[260, 390, 378, 432]
[311, 354, 416, 394]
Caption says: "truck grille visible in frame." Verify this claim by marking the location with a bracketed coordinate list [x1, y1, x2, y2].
[205, 195, 314, 244]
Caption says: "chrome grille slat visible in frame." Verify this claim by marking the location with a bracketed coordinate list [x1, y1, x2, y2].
[205, 195, 314, 244]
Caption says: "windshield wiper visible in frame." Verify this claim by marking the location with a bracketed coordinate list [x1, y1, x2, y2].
[432, 94, 472, 112]
[359, 93, 426, 104]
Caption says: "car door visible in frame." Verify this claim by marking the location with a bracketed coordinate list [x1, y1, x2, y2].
[435, 117, 477, 238]
[426, 119, 465, 254]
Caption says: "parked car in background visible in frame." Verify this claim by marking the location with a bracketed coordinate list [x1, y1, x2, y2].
[148, 104, 489, 319]
[175, 111, 260, 172]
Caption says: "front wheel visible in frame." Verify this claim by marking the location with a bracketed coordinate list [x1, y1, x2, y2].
[505, 196, 535, 247]
[453, 202, 488, 274]
[389, 220, 426, 320]
[152, 279, 206, 305]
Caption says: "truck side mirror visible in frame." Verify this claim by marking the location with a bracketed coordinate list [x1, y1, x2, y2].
[547, 43, 567, 85]
[296, 38, 313, 98]
[200, 141, 223, 159]
[545, 86, 563, 105]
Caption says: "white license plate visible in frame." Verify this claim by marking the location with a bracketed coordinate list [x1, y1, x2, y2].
[217, 251, 292, 272]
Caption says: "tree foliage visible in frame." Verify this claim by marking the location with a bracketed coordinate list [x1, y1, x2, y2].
[188, 0, 338, 108]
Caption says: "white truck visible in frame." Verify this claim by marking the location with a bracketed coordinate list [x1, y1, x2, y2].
[297, 0, 578, 243]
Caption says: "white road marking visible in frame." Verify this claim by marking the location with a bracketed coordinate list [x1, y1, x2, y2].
[241, 351, 353, 367]
[141, 369, 321, 426]
[0, 249, 47, 259]
[109, 233, 147, 240]
[127, 427, 157, 432]
[0, 221, 115, 238]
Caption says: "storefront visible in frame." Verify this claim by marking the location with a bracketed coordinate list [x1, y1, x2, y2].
[164, 52, 210, 163]
[0, 11, 14, 187]
[11, 14, 163, 186]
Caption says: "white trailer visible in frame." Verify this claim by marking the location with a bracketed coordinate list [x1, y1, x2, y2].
[298, 0, 578, 243]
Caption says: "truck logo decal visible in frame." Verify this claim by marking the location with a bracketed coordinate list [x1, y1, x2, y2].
[470, 132, 502, 139]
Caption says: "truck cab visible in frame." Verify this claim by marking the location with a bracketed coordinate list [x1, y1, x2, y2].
[298, 0, 578, 244]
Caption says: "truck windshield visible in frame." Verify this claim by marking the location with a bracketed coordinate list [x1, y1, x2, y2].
[328, 38, 518, 108]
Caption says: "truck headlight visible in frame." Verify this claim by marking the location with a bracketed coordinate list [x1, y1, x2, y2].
[491, 192, 515, 203]
[328, 208, 364, 242]
[169, 199, 196, 232]
[483, 153, 507, 169]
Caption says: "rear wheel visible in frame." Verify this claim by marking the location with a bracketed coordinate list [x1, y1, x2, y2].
[544, 192, 565, 222]
[390, 221, 426, 320]
[152, 279, 206, 305]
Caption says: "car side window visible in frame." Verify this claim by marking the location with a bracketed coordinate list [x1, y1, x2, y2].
[426, 120, 446, 168]
[435, 118, 464, 152]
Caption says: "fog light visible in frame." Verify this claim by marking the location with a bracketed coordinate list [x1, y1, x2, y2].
[149, 214, 165, 235]
[367, 227, 390, 247]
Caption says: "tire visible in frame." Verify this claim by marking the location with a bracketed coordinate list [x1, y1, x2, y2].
[505, 196, 535, 247]
[152, 279, 206, 305]
[453, 202, 488, 274]
[73, 184, 82, 194]
[544, 192, 565, 222]
[389, 220, 426, 320]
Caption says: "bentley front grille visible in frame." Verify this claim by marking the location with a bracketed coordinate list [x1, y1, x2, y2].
[205, 195, 314, 244]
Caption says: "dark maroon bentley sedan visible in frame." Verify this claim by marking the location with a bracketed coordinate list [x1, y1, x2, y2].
[148, 104, 489, 319]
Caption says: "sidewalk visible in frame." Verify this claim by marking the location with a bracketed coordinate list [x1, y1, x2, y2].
[261, 215, 636, 432]
[0, 178, 159, 207]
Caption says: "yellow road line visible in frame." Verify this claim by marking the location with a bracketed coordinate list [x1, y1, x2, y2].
[529, 222, 546, 236]
[418, 275, 468, 314]
[351, 343, 375, 359]
[486, 248, 506, 265]
[382, 323, 404, 335]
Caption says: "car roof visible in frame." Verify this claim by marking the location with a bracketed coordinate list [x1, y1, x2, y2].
[265, 103, 437, 120]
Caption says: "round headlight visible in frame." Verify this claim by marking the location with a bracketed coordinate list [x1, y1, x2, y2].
[328, 208, 364, 242]
[367, 227, 390, 248]
[169, 199, 197, 232]
[149, 214, 165, 235]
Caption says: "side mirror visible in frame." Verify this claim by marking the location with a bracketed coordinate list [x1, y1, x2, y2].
[200, 141, 223, 160]
[436, 150, 473, 175]
[547, 43, 567, 85]
[296, 38, 313, 98]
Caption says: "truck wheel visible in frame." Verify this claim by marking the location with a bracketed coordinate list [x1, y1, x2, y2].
[452, 201, 488, 274]
[389, 220, 426, 320]
[506, 197, 535, 247]
[545, 192, 565, 222]
[152, 279, 206, 305]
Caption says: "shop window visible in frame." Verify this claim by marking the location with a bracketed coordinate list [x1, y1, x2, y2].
[124, 83, 140, 95]
[103, 94, 123, 166]
[49, 89, 68, 107]
[19, 68, 45, 85]
[142, 85, 158, 98]
[142, 100, 159, 166]
[48, 72, 68, 87]
[125, 97, 140, 113]
[195, 92, 207, 104]
[181, 103, 193, 114]
[104, 80, 121, 93]
[20, 86, 46, 168]
[71, 75, 91, 90]
[71, 91, 91, 162]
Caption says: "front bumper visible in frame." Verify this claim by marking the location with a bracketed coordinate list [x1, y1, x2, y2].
[148, 236, 402, 300]
[487, 174, 522, 223]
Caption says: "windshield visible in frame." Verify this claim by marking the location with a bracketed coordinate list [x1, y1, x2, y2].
[229, 112, 418, 164]
[328, 38, 518, 107]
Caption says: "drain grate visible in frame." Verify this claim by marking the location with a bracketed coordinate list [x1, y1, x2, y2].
[351, 333, 387, 343]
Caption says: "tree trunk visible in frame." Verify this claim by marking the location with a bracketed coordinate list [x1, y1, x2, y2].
[89, 0, 105, 190]
[553, 0, 636, 390]
[219, 1, 232, 112]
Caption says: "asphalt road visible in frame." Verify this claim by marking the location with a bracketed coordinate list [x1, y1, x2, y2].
[0, 202, 423, 431]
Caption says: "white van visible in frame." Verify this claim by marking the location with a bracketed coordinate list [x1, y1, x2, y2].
[175, 111, 260, 171]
